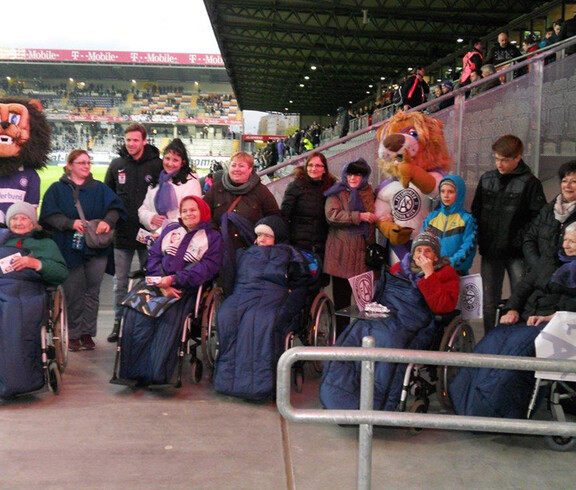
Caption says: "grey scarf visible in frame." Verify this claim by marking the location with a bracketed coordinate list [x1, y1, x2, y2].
[221, 171, 261, 196]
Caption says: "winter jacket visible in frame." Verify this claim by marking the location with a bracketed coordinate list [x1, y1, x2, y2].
[40, 175, 126, 269]
[523, 196, 576, 271]
[281, 169, 336, 256]
[203, 180, 280, 250]
[422, 175, 477, 274]
[138, 173, 202, 232]
[471, 160, 545, 258]
[400, 75, 430, 108]
[104, 144, 163, 249]
[0, 230, 68, 285]
[323, 186, 375, 278]
[460, 49, 484, 84]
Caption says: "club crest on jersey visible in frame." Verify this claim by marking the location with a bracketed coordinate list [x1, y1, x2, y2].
[393, 188, 421, 221]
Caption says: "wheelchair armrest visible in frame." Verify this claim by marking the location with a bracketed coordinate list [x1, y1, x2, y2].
[128, 269, 146, 279]
[435, 309, 461, 326]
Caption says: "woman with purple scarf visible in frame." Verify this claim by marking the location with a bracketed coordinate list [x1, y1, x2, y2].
[323, 158, 377, 334]
[138, 138, 201, 235]
[117, 196, 222, 386]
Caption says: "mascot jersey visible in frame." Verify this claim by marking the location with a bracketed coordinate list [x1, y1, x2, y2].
[0, 168, 40, 224]
[375, 170, 444, 240]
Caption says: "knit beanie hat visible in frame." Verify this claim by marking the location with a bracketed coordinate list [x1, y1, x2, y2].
[411, 227, 440, 258]
[254, 215, 289, 244]
[440, 179, 457, 191]
[6, 202, 38, 227]
[179, 195, 211, 223]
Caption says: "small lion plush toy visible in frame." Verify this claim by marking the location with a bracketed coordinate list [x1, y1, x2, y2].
[375, 111, 452, 260]
[0, 97, 50, 224]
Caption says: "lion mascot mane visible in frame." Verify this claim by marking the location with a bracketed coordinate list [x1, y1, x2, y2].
[375, 111, 452, 259]
[0, 97, 50, 223]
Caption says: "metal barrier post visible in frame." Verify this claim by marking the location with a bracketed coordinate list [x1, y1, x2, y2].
[358, 336, 375, 490]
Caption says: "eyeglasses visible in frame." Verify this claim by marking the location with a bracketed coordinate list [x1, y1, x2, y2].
[72, 160, 91, 165]
[307, 164, 325, 169]
[492, 154, 515, 163]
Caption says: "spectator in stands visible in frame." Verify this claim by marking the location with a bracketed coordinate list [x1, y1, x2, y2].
[524, 160, 576, 272]
[471, 134, 546, 334]
[324, 159, 377, 334]
[558, 13, 576, 56]
[438, 81, 454, 110]
[428, 85, 443, 113]
[485, 32, 523, 79]
[204, 151, 280, 296]
[468, 70, 483, 98]
[539, 27, 557, 64]
[277, 138, 285, 164]
[104, 123, 163, 343]
[460, 39, 484, 86]
[401, 67, 430, 110]
[138, 138, 201, 235]
[281, 151, 337, 261]
[40, 150, 125, 351]
[478, 64, 501, 93]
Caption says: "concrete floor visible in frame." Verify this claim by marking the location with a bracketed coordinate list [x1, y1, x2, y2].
[1, 275, 575, 489]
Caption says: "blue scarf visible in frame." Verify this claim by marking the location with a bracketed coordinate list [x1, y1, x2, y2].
[550, 251, 576, 289]
[154, 170, 178, 216]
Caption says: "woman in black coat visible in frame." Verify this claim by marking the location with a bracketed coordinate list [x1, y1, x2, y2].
[281, 152, 336, 259]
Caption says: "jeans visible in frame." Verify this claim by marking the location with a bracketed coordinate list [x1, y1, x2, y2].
[63, 255, 108, 340]
[113, 248, 148, 322]
[481, 256, 525, 335]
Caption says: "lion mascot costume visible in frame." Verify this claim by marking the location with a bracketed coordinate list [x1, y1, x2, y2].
[375, 111, 452, 261]
[0, 97, 50, 224]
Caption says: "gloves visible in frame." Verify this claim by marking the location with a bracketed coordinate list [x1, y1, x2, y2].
[377, 221, 413, 246]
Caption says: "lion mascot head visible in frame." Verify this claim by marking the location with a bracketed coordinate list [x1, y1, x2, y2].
[0, 97, 51, 178]
[376, 111, 451, 180]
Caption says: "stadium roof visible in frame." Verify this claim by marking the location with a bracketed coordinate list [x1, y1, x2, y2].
[204, 0, 548, 115]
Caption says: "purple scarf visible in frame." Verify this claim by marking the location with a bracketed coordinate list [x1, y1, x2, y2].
[154, 170, 178, 216]
[550, 251, 576, 289]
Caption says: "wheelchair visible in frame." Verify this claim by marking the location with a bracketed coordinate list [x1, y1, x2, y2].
[397, 309, 476, 431]
[43, 285, 69, 393]
[284, 287, 337, 393]
[110, 271, 223, 388]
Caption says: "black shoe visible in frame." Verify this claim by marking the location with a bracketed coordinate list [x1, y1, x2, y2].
[107, 321, 120, 343]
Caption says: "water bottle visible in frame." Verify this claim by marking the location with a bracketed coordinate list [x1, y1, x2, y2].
[72, 231, 84, 250]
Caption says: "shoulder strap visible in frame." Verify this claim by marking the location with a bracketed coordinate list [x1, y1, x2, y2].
[226, 195, 242, 214]
[74, 199, 88, 225]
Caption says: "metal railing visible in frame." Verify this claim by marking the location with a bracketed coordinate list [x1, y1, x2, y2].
[276, 336, 576, 490]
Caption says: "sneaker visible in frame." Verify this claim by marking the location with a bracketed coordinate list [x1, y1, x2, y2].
[80, 334, 96, 350]
[69, 338, 82, 352]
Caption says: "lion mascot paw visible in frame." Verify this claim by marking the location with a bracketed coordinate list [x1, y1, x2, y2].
[374, 111, 452, 257]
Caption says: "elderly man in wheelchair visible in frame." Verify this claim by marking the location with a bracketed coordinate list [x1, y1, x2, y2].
[0, 202, 68, 398]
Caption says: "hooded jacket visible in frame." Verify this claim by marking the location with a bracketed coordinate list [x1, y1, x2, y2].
[104, 144, 163, 249]
[421, 174, 477, 274]
[471, 160, 545, 259]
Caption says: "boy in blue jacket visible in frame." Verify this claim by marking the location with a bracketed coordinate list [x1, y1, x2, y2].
[421, 174, 477, 275]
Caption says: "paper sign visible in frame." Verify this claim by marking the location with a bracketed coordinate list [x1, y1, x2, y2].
[0, 252, 22, 274]
[458, 274, 483, 320]
[145, 276, 162, 286]
[136, 227, 155, 245]
[348, 271, 374, 311]
[535, 311, 576, 382]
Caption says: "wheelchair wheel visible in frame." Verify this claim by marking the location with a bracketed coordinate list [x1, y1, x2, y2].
[308, 292, 337, 373]
[52, 286, 69, 373]
[48, 361, 62, 395]
[409, 398, 429, 435]
[546, 435, 576, 451]
[201, 287, 224, 370]
[191, 359, 204, 384]
[436, 318, 475, 411]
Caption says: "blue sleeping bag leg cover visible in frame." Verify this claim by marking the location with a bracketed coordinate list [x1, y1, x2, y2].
[119, 294, 195, 385]
[320, 273, 436, 411]
[0, 263, 47, 398]
[449, 324, 542, 419]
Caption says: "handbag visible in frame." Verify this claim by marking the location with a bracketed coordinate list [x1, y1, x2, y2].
[365, 243, 387, 269]
[120, 280, 180, 318]
[74, 200, 114, 249]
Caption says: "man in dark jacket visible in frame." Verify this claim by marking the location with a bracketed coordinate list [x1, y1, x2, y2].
[104, 123, 162, 341]
[401, 67, 430, 110]
[558, 13, 576, 56]
[471, 134, 546, 334]
[485, 32, 523, 78]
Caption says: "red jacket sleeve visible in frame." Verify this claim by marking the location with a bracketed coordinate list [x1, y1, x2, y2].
[417, 265, 460, 314]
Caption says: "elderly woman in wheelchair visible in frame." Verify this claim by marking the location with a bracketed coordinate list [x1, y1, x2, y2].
[0, 202, 68, 398]
[450, 222, 576, 419]
[113, 196, 222, 387]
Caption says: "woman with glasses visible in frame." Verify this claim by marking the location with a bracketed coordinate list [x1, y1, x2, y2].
[204, 151, 280, 296]
[281, 152, 337, 261]
[40, 149, 125, 352]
